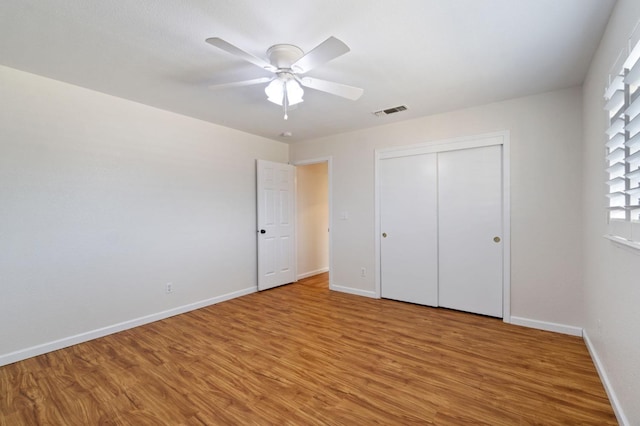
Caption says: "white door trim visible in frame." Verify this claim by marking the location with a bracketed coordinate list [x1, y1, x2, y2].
[293, 156, 333, 290]
[374, 131, 511, 323]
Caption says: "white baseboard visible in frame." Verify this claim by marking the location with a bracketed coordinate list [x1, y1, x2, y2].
[583, 330, 629, 426]
[0, 286, 257, 367]
[509, 316, 583, 336]
[330, 284, 378, 299]
[297, 267, 329, 280]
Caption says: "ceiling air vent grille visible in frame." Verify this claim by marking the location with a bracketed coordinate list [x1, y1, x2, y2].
[373, 105, 408, 117]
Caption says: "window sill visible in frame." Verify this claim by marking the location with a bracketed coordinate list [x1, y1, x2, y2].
[604, 234, 640, 253]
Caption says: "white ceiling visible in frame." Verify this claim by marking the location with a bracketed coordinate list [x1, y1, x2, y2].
[0, 0, 616, 143]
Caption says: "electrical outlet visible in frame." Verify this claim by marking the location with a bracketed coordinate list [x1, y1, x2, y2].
[166, 282, 173, 294]
[360, 267, 366, 278]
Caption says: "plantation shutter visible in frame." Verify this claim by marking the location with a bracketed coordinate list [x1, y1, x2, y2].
[604, 33, 640, 247]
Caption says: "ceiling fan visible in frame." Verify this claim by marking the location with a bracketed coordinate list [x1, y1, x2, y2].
[205, 36, 363, 120]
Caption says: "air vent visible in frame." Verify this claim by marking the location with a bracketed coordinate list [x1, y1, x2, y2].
[373, 105, 408, 117]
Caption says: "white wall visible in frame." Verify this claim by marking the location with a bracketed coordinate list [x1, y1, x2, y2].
[296, 162, 329, 279]
[582, 0, 640, 423]
[0, 65, 288, 364]
[291, 87, 584, 328]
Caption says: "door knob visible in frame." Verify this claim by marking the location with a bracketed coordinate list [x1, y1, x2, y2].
[382, 232, 387, 238]
[260, 229, 266, 234]
[493, 236, 501, 243]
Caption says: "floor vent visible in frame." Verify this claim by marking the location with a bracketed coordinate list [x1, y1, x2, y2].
[373, 105, 408, 117]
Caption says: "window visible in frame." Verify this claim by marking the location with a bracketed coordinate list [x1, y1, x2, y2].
[604, 22, 640, 249]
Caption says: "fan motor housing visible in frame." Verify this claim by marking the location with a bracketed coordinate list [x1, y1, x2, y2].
[267, 44, 304, 69]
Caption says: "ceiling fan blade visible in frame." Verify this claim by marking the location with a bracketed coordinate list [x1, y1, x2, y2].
[292, 36, 350, 74]
[299, 77, 363, 100]
[208, 77, 273, 90]
[206, 37, 276, 72]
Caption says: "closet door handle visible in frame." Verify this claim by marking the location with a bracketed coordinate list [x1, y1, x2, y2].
[382, 232, 388, 238]
[493, 236, 501, 243]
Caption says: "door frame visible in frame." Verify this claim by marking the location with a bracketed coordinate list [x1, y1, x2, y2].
[374, 131, 511, 323]
[293, 156, 334, 290]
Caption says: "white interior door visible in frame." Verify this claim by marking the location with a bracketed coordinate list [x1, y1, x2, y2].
[257, 160, 296, 291]
[438, 145, 503, 317]
[380, 154, 438, 306]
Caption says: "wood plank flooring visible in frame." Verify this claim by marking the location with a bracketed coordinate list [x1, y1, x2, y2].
[0, 273, 616, 425]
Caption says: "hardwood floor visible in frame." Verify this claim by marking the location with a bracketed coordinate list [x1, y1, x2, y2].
[1, 273, 616, 425]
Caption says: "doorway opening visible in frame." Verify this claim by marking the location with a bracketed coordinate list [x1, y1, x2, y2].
[295, 158, 331, 288]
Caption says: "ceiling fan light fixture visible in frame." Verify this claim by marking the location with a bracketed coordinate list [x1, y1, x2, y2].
[265, 77, 304, 106]
[265, 74, 304, 119]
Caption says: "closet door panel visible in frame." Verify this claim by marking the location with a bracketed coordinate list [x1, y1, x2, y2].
[380, 154, 438, 306]
[438, 145, 503, 317]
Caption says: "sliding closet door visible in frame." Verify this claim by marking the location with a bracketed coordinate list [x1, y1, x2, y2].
[438, 145, 503, 317]
[380, 154, 438, 306]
